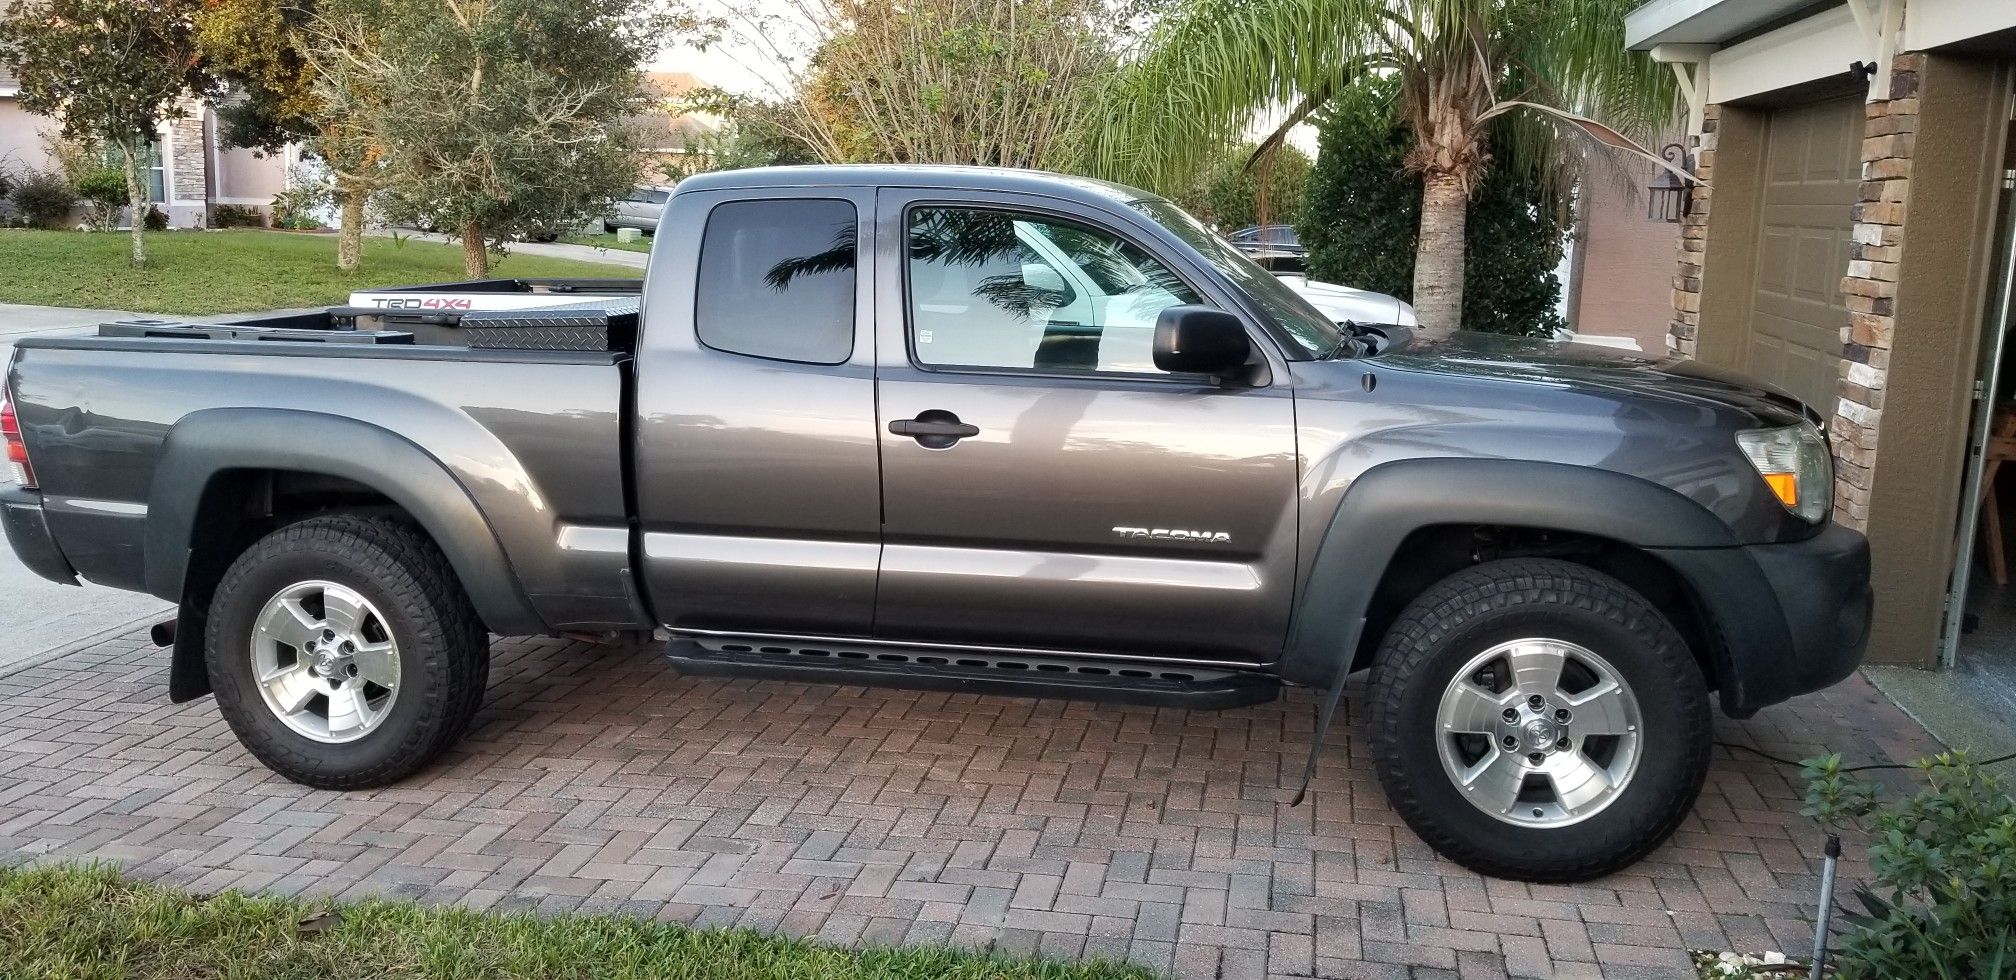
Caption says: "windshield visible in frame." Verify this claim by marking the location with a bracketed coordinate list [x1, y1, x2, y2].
[1129, 198, 1344, 357]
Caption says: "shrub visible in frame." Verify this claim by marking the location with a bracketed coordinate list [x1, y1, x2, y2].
[142, 205, 168, 231]
[73, 167, 127, 231]
[1803, 751, 2016, 979]
[271, 172, 331, 230]
[210, 203, 266, 228]
[8, 168, 76, 228]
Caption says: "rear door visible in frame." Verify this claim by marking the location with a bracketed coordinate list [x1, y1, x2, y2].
[632, 187, 881, 635]
[869, 189, 1300, 661]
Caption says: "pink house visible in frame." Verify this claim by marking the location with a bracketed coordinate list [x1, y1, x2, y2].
[1, 70, 294, 228]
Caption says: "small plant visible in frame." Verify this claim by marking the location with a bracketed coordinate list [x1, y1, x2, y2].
[271, 170, 332, 230]
[1803, 751, 2016, 979]
[8, 168, 76, 228]
[73, 166, 128, 231]
[142, 204, 169, 231]
[210, 203, 266, 228]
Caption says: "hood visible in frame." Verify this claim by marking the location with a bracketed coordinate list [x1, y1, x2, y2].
[1374, 330, 1819, 425]
[1275, 274, 1418, 327]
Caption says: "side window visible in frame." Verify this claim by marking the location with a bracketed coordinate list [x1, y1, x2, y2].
[695, 199, 857, 364]
[905, 206, 1201, 375]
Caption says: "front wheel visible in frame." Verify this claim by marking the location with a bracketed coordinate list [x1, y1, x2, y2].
[1368, 558, 1711, 881]
[206, 516, 489, 789]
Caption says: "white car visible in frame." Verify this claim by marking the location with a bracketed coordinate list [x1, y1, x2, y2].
[1276, 272, 1418, 328]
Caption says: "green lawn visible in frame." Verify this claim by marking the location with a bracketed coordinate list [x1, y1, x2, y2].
[0, 864, 1155, 980]
[0, 229, 641, 316]
[560, 231, 655, 253]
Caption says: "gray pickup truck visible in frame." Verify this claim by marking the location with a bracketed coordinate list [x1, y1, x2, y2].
[1, 165, 1870, 882]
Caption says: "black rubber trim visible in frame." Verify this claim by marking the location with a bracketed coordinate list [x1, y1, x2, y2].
[1282, 458, 1744, 688]
[145, 408, 544, 637]
[667, 639, 1281, 709]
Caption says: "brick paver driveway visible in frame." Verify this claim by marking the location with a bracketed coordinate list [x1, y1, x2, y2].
[0, 631, 1939, 979]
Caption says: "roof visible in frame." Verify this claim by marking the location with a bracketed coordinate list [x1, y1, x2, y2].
[675, 164, 1158, 207]
[1624, 0, 1832, 49]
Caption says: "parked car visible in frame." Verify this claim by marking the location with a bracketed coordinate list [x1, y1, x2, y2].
[1, 165, 1870, 882]
[1227, 223, 1305, 255]
[1274, 270, 1418, 328]
[606, 184, 672, 234]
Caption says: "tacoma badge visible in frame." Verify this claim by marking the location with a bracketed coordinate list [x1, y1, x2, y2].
[1112, 526, 1232, 544]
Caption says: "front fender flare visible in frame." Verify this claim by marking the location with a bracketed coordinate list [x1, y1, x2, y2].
[1280, 458, 1749, 688]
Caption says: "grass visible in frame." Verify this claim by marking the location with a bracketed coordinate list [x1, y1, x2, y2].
[560, 231, 655, 254]
[0, 864, 1156, 980]
[0, 229, 642, 316]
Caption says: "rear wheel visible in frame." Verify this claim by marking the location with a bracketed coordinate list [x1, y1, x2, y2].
[206, 515, 488, 789]
[1368, 558, 1711, 881]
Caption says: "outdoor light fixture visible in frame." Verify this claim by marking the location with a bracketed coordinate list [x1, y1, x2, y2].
[1646, 143, 1691, 223]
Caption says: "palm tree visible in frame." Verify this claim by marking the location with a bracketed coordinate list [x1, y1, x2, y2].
[1087, 0, 1686, 336]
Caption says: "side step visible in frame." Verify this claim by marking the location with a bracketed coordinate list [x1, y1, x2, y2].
[666, 636, 1280, 709]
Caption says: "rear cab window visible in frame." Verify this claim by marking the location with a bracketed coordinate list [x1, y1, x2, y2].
[694, 199, 858, 364]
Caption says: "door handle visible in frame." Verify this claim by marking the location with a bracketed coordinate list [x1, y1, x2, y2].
[889, 411, 979, 448]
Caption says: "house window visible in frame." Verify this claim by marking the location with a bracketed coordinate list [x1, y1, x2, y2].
[100, 143, 166, 203]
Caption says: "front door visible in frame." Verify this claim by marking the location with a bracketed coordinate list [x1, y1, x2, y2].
[870, 191, 1300, 661]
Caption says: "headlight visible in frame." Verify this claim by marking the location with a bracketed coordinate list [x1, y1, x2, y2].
[1735, 424, 1831, 522]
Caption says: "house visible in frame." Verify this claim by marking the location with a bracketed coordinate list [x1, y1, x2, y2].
[1626, 0, 2016, 674]
[1, 75, 294, 227]
[634, 70, 722, 178]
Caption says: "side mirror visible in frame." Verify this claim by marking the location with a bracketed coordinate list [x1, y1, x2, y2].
[1153, 305, 1251, 378]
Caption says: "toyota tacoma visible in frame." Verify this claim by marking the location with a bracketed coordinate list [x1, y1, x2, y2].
[0, 165, 1870, 882]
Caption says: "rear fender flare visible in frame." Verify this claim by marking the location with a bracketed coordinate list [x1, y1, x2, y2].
[1280, 457, 1751, 688]
[148, 409, 543, 699]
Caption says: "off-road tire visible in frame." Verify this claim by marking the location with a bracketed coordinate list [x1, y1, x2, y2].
[206, 515, 489, 789]
[1367, 558, 1712, 881]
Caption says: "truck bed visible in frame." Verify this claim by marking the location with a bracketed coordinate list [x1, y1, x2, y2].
[4, 336, 640, 630]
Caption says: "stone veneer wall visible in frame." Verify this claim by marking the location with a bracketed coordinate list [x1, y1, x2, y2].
[163, 98, 208, 228]
[1667, 106, 1719, 359]
[1831, 53, 1924, 531]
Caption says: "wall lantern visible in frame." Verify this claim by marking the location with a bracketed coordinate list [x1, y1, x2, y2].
[1646, 143, 1691, 223]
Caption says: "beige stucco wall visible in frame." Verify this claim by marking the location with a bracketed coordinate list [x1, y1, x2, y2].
[215, 144, 288, 206]
[1570, 168, 1684, 352]
[0, 98, 59, 173]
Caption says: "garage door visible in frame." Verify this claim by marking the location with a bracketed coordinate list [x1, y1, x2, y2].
[1744, 96, 1861, 411]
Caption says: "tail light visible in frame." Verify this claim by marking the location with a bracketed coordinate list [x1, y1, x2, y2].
[1, 395, 34, 488]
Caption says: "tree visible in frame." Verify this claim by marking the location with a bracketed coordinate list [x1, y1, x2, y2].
[1088, 0, 1680, 336]
[656, 90, 818, 184]
[310, 0, 674, 277]
[0, 0, 213, 267]
[1301, 79, 1565, 336]
[1173, 142, 1312, 232]
[714, 0, 1142, 170]
[193, 0, 373, 269]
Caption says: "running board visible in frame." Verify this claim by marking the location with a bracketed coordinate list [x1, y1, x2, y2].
[665, 636, 1279, 709]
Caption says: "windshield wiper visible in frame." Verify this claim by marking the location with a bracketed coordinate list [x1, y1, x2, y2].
[1323, 320, 1370, 359]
